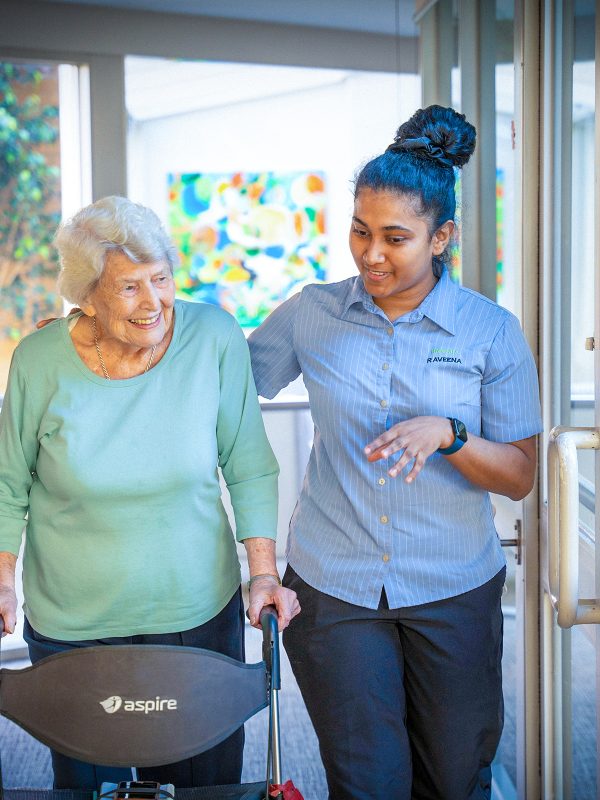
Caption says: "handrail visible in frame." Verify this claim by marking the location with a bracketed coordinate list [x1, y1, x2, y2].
[259, 399, 309, 412]
[547, 426, 600, 628]
[259, 604, 280, 690]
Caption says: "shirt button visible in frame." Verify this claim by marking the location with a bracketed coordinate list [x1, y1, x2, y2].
[382, 553, 390, 562]
[380, 515, 389, 524]
[378, 477, 386, 486]
[382, 362, 390, 370]
[380, 399, 388, 408]
[387, 327, 394, 336]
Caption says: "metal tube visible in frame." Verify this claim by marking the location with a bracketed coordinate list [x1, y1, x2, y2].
[270, 688, 282, 786]
[547, 426, 600, 627]
[542, 594, 556, 799]
[561, 628, 573, 800]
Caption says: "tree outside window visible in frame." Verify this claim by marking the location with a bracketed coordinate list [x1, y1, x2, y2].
[0, 62, 63, 393]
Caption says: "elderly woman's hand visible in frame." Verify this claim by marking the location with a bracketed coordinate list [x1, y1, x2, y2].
[0, 586, 17, 636]
[364, 415, 455, 483]
[247, 576, 300, 632]
[0, 553, 17, 636]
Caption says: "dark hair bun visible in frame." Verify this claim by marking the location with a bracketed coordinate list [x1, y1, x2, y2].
[390, 105, 476, 168]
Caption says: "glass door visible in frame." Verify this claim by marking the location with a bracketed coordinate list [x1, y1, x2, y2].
[417, 2, 534, 796]
[419, 1, 600, 796]
[542, 1, 599, 798]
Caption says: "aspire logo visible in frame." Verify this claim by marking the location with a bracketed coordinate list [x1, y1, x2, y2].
[99, 695, 178, 714]
[99, 696, 122, 714]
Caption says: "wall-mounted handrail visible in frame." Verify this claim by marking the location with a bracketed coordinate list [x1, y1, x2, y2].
[547, 426, 600, 628]
[259, 399, 310, 412]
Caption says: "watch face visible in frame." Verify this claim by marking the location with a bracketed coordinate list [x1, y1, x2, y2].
[454, 419, 468, 442]
[455, 419, 467, 442]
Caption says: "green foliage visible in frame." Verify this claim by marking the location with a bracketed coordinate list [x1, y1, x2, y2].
[0, 63, 62, 338]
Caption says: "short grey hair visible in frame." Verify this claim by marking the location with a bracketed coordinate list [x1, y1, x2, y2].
[55, 196, 179, 305]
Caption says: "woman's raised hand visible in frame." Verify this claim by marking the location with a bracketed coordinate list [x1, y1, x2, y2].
[364, 416, 455, 483]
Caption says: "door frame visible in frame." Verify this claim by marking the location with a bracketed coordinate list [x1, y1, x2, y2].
[514, 1, 542, 797]
[538, 0, 599, 797]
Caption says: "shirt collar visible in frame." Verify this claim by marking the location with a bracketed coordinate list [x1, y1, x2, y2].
[342, 264, 458, 335]
[417, 265, 458, 335]
[342, 275, 374, 316]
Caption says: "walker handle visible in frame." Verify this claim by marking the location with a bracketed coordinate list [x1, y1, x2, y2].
[260, 605, 281, 690]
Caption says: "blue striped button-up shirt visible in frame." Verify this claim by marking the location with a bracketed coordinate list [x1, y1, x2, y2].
[248, 267, 542, 608]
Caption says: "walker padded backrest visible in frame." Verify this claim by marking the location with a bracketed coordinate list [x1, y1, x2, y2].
[0, 644, 268, 767]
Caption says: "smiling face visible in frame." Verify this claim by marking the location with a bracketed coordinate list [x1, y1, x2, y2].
[349, 188, 453, 320]
[81, 251, 176, 349]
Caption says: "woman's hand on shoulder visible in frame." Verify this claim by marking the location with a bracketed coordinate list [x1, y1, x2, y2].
[36, 307, 81, 329]
[364, 416, 453, 483]
[247, 576, 300, 632]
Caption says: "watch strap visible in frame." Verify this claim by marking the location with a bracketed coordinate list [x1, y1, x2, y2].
[437, 418, 467, 455]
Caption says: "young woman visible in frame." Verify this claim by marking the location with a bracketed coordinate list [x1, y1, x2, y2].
[248, 105, 542, 800]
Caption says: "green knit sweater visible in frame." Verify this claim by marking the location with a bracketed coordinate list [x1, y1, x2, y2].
[0, 300, 278, 640]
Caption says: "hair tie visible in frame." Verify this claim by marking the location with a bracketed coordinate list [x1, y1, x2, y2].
[386, 136, 454, 168]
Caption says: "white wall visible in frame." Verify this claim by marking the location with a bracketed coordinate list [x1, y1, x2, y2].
[127, 66, 421, 284]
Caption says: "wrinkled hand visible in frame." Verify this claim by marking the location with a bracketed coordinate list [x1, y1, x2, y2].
[364, 415, 454, 483]
[247, 577, 300, 632]
[0, 586, 17, 636]
[36, 307, 80, 330]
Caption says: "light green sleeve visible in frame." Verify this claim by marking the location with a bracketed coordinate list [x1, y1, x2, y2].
[0, 350, 39, 554]
[217, 319, 279, 542]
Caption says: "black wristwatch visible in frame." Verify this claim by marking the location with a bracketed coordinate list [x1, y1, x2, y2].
[437, 418, 468, 455]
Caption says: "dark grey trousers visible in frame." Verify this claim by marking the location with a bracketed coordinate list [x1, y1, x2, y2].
[283, 565, 505, 800]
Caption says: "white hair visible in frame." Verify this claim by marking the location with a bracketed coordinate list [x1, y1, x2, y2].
[55, 196, 179, 305]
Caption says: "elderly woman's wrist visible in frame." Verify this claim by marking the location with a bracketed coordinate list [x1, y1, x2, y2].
[247, 573, 281, 591]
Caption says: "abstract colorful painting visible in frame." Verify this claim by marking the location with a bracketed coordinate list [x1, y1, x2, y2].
[167, 171, 327, 327]
[495, 167, 505, 292]
[447, 169, 504, 291]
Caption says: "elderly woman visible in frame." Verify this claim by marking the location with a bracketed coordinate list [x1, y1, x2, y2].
[0, 196, 299, 791]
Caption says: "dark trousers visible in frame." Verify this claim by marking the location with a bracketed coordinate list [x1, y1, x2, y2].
[24, 589, 245, 791]
[283, 566, 505, 800]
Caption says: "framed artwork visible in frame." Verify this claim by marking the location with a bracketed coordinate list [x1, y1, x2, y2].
[167, 170, 327, 327]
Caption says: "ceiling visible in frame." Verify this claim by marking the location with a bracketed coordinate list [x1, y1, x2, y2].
[33, 0, 420, 37]
[125, 58, 354, 121]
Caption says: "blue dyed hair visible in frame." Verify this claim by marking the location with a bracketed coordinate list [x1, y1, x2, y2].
[354, 105, 476, 236]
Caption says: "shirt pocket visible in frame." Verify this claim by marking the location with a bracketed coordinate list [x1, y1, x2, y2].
[394, 345, 483, 430]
